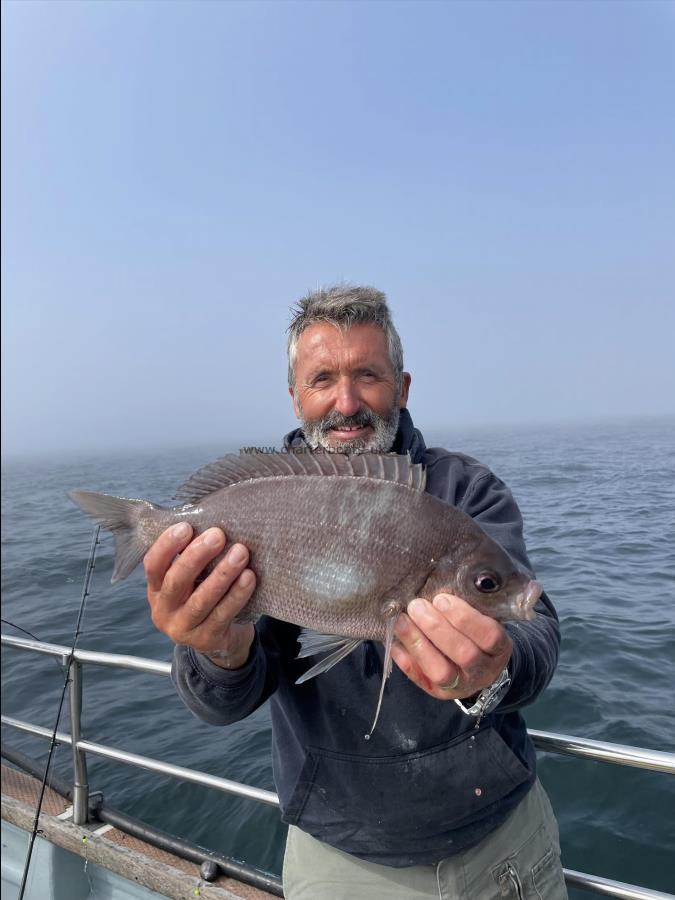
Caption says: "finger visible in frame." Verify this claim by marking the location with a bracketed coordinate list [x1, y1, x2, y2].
[158, 528, 227, 610]
[409, 597, 508, 673]
[406, 598, 481, 670]
[174, 541, 251, 632]
[431, 594, 512, 659]
[144, 522, 194, 593]
[394, 611, 460, 687]
[391, 643, 461, 700]
[391, 643, 433, 692]
[406, 597, 510, 692]
[203, 567, 256, 629]
[411, 597, 512, 692]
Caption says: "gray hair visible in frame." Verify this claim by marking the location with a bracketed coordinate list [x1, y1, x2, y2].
[287, 284, 404, 388]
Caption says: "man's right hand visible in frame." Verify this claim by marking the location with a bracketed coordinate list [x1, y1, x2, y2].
[144, 523, 257, 669]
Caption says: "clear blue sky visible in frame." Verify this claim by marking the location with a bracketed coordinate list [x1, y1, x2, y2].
[2, 0, 674, 458]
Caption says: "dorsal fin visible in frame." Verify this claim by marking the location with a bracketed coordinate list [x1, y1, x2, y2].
[174, 451, 426, 504]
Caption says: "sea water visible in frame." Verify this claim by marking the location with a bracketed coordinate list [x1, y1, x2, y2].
[2, 417, 674, 896]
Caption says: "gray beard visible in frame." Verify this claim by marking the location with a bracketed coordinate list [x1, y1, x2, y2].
[299, 404, 401, 454]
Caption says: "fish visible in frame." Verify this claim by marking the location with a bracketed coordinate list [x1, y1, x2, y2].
[68, 450, 542, 735]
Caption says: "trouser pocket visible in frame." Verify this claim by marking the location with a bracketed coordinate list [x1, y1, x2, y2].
[492, 824, 567, 900]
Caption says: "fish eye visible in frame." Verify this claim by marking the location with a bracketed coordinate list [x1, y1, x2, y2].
[474, 572, 502, 593]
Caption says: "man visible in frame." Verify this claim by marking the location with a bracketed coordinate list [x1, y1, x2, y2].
[145, 285, 566, 899]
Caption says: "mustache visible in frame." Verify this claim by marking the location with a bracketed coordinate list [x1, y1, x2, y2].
[315, 410, 378, 432]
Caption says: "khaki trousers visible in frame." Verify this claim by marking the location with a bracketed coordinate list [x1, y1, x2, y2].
[282, 779, 567, 900]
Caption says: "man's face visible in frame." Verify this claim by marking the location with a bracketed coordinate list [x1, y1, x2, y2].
[289, 323, 411, 453]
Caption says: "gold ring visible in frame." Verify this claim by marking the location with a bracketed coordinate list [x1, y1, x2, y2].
[439, 673, 461, 692]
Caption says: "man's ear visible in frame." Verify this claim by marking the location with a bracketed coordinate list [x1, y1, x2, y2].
[399, 372, 412, 408]
[289, 385, 301, 419]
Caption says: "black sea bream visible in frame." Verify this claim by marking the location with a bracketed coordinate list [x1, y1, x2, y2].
[69, 451, 542, 733]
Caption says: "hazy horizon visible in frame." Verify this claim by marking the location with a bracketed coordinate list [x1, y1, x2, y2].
[3, 0, 674, 459]
[3, 412, 673, 466]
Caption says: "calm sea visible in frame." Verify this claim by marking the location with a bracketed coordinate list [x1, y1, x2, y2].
[2, 418, 674, 897]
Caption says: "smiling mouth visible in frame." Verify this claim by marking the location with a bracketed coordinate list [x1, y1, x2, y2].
[329, 425, 372, 438]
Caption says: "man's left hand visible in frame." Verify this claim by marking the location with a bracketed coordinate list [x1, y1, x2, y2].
[391, 593, 512, 701]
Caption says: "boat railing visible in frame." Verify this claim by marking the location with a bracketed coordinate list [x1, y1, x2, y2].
[2, 632, 674, 900]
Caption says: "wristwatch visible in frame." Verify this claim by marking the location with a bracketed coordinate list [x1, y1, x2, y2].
[454, 666, 511, 718]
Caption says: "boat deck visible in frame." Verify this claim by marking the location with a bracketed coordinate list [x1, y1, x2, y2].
[1, 763, 279, 900]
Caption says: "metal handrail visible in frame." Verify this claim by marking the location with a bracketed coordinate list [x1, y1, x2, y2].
[2, 634, 171, 675]
[527, 728, 675, 774]
[2, 633, 674, 900]
[3, 634, 673, 774]
[1, 715, 280, 807]
[563, 870, 674, 900]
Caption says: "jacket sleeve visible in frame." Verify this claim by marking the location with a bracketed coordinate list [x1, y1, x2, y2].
[171, 625, 282, 726]
[459, 470, 561, 711]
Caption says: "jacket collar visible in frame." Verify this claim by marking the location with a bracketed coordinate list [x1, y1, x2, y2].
[282, 408, 427, 463]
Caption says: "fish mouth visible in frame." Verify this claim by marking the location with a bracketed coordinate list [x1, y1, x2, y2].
[514, 579, 542, 620]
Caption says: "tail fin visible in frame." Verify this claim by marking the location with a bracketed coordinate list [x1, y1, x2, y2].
[68, 491, 158, 583]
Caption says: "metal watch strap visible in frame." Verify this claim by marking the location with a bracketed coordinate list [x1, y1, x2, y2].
[453, 666, 511, 718]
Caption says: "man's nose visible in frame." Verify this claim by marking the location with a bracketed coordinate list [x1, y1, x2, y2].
[334, 378, 361, 417]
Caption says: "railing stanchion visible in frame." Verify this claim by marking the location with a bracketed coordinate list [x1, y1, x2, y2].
[68, 658, 89, 825]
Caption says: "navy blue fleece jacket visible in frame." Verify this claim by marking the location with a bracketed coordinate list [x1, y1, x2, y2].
[172, 410, 560, 866]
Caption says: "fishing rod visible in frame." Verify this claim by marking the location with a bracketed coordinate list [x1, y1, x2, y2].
[17, 526, 100, 900]
[0, 620, 43, 642]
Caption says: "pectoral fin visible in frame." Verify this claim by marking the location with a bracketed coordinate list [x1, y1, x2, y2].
[295, 630, 363, 684]
[294, 614, 400, 740]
